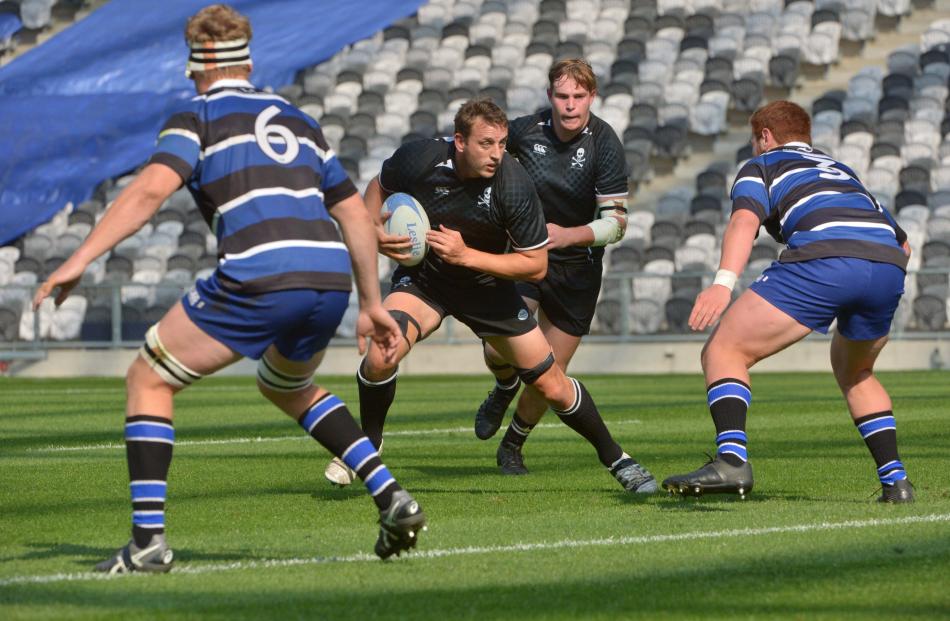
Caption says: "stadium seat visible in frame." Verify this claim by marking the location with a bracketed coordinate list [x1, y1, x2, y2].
[913, 294, 947, 330]
[630, 298, 663, 334]
[665, 295, 694, 333]
[593, 296, 624, 334]
[0, 304, 19, 341]
[608, 245, 642, 274]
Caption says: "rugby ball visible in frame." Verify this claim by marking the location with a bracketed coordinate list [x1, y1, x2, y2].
[382, 192, 430, 267]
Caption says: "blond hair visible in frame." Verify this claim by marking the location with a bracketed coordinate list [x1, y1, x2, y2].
[185, 4, 252, 81]
[548, 58, 597, 93]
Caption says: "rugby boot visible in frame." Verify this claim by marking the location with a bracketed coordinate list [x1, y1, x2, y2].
[496, 440, 529, 475]
[663, 456, 754, 499]
[475, 384, 519, 440]
[610, 458, 659, 494]
[375, 490, 427, 559]
[94, 534, 174, 574]
[878, 478, 914, 503]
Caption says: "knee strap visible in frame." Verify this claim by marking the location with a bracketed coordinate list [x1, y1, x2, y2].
[257, 356, 313, 393]
[139, 325, 202, 389]
[388, 309, 422, 346]
[515, 352, 556, 385]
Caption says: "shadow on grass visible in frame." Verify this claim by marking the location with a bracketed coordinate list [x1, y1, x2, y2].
[652, 491, 817, 511]
[3, 532, 949, 619]
[6, 542, 251, 567]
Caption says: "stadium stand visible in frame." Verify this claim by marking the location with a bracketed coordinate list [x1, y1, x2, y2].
[2, 0, 950, 345]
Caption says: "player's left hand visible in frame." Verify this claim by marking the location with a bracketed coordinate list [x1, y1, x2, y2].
[688, 284, 732, 331]
[33, 258, 86, 310]
[902, 240, 912, 257]
[357, 303, 401, 361]
[426, 225, 469, 265]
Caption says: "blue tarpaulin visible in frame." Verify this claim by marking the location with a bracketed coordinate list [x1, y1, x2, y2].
[0, 12, 20, 41]
[0, 0, 424, 245]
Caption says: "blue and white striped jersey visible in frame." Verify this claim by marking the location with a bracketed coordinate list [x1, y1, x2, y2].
[731, 142, 908, 269]
[148, 79, 356, 294]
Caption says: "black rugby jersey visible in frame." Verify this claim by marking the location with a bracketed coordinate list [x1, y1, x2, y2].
[379, 138, 547, 287]
[732, 142, 908, 270]
[507, 110, 628, 264]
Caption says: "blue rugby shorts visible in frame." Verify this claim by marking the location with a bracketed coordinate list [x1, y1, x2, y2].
[181, 272, 350, 361]
[748, 257, 905, 341]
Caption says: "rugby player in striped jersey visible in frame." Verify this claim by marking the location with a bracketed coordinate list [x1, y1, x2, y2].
[34, 4, 425, 572]
[663, 101, 914, 503]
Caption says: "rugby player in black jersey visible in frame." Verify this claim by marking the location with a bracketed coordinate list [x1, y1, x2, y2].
[468, 60, 653, 486]
[324, 98, 656, 494]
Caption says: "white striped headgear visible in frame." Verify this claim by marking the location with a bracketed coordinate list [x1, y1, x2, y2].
[185, 37, 251, 78]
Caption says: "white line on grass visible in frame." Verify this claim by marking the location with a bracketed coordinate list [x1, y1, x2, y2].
[2, 385, 261, 397]
[26, 419, 643, 453]
[1, 513, 947, 587]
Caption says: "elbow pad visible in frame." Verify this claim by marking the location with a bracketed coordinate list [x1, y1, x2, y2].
[587, 206, 627, 247]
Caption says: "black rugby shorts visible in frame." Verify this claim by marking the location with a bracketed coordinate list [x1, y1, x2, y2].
[516, 261, 602, 337]
[390, 267, 537, 338]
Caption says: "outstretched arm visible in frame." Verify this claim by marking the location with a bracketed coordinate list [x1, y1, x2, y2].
[688, 209, 760, 331]
[33, 163, 181, 309]
[329, 191, 400, 360]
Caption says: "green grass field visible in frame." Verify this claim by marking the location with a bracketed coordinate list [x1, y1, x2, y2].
[1, 372, 949, 620]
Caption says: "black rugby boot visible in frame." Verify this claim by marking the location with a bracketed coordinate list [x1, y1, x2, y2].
[663, 456, 754, 499]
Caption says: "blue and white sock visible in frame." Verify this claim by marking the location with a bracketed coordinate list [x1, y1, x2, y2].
[854, 411, 907, 486]
[299, 393, 401, 509]
[707, 378, 751, 466]
[125, 415, 174, 547]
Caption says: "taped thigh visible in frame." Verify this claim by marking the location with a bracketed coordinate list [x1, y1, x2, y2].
[515, 352, 556, 385]
[389, 309, 422, 346]
[139, 324, 203, 389]
[257, 355, 313, 393]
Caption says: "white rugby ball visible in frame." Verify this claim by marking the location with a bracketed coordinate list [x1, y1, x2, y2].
[382, 192, 430, 267]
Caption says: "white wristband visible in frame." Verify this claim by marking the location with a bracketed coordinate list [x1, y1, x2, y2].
[713, 269, 738, 291]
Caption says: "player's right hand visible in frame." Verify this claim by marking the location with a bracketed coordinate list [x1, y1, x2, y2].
[357, 303, 402, 362]
[377, 211, 413, 262]
[33, 258, 86, 310]
[688, 284, 732, 331]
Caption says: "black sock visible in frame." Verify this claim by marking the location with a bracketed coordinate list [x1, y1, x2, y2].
[357, 359, 397, 450]
[494, 374, 521, 395]
[125, 415, 174, 547]
[553, 378, 623, 467]
[299, 393, 402, 509]
[707, 378, 751, 467]
[854, 411, 907, 485]
[501, 413, 535, 448]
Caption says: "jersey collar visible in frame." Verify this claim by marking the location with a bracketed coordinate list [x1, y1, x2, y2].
[206, 78, 255, 91]
[763, 141, 813, 155]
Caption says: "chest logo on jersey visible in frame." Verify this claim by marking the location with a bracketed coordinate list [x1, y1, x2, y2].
[434, 186, 450, 197]
[533, 144, 548, 155]
[571, 147, 587, 169]
[476, 187, 492, 211]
